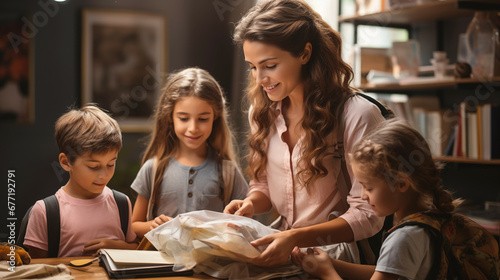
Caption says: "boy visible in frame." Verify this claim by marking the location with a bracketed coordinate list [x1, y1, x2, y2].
[23, 105, 137, 258]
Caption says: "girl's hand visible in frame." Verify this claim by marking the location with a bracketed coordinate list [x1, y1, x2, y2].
[150, 214, 173, 230]
[249, 230, 297, 266]
[300, 248, 339, 280]
[223, 199, 255, 218]
[291, 246, 306, 266]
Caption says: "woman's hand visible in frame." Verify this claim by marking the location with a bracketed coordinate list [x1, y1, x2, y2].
[249, 230, 298, 267]
[150, 214, 173, 230]
[223, 199, 255, 218]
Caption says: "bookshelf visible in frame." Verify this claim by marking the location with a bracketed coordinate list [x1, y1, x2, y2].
[339, 0, 474, 25]
[341, 0, 500, 164]
[339, 0, 500, 25]
[361, 77, 500, 91]
[434, 156, 500, 165]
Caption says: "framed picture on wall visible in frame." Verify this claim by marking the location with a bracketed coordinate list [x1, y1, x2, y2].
[0, 16, 35, 125]
[82, 9, 167, 132]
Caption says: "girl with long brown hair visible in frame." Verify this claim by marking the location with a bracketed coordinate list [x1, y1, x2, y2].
[131, 67, 248, 238]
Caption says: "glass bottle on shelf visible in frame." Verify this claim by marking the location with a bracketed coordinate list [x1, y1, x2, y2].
[465, 11, 498, 80]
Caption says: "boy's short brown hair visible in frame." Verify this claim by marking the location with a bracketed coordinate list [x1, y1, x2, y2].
[55, 104, 122, 163]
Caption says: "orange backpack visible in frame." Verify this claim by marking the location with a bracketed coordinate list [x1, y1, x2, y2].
[386, 210, 500, 280]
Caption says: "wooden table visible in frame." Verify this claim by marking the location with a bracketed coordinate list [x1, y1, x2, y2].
[31, 257, 212, 280]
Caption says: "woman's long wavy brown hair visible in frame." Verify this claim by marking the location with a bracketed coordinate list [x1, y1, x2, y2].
[350, 119, 461, 213]
[234, 0, 356, 191]
[142, 67, 236, 203]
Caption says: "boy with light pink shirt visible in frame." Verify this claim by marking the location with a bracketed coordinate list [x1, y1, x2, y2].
[23, 105, 138, 258]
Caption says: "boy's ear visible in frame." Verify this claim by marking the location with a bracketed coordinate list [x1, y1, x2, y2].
[59, 153, 72, 171]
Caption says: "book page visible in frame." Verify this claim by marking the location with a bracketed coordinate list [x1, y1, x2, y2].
[102, 249, 175, 265]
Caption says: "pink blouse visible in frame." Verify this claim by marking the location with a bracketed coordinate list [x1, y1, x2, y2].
[248, 95, 385, 241]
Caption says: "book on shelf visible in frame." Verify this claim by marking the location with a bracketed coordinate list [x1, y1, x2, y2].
[364, 93, 460, 157]
[444, 124, 457, 156]
[98, 249, 192, 279]
[491, 104, 500, 159]
[459, 102, 467, 157]
[482, 103, 491, 160]
[425, 110, 456, 157]
[466, 111, 478, 159]
[454, 102, 500, 160]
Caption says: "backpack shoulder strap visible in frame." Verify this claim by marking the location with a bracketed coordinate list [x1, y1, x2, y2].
[17, 205, 35, 250]
[388, 211, 446, 234]
[17, 195, 60, 257]
[385, 211, 445, 280]
[222, 160, 236, 206]
[43, 195, 60, 258]
[146, 157, 158, 221]
[355, 92, 394, 119]
[112, 189, 129, 238]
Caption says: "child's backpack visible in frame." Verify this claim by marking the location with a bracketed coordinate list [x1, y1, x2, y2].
[16, 189, 130, 258]
[385, 210, 500, 280]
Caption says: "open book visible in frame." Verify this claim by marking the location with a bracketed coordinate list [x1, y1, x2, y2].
[99, 249, 192, 279]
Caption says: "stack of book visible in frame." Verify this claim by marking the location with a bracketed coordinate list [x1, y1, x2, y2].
[365, 93, 455, 157]
[98, 249, 192, 279]
[450, 102, 500, 159]
[366, 93, 499, 159]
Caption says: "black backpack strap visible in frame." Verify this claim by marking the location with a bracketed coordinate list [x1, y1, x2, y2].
[355, 92, 393, 118]
[112, 189, 129, 238]
[43, 195, 60, 258]
[17, 205, 34, 251]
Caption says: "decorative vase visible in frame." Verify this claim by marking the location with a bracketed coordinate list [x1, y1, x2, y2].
[465, 11, 498, 80]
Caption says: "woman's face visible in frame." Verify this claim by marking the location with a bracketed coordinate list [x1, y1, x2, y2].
[243, 40, 307, 102]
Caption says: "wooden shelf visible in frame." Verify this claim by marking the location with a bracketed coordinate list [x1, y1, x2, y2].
[434, 156, 500, 165]
[360, 76, 500, 91]
[338, 0, 499, 25]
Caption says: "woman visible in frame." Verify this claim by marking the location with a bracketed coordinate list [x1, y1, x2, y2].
[224, 0, 386, 267]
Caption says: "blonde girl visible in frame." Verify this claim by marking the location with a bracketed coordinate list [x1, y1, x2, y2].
[224, 0, 386, 266]
[294, 119, 462, 280]
[131, 67, 248, 238]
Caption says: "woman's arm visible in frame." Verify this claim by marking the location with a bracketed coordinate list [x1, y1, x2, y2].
[250, 217, 354, 266]
[341, 96, 387, 240]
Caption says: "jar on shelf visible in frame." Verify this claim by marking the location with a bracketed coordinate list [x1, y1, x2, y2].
[465, 11, 499, 80]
